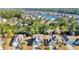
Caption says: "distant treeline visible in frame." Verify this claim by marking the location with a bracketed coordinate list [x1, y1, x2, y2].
[0, 8, 79, 15]
[25, 8, 79, 15]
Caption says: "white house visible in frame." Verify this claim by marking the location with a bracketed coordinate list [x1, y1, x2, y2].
[2, 19, 7, 23]
[51, 18, 55, 20]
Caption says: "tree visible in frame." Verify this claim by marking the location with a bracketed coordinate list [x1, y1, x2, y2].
[0, 23, 8, 37]
[15, 13, 22, 19]
[39, 22, 54, 34]
[68, 17, 78, 35]
[27, 19, 54, 35]
[28, 19, 41, 35]
[0, 23, 15, 38]
[56, 17, 69, 34]
[0, 10, 22, 19]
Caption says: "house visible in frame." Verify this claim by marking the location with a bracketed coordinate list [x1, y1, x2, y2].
[37, 15, 42, 19]
[9, 17, 18, 25]
[22, 14, 31, 19]
[51, 18, 55, 20]
[1, 19, 7, 24]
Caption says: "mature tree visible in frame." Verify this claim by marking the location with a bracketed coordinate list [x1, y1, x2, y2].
[68, 17, 78, 35]
[28, 19, 40, 35]
[0, 10, 22, 19]
[56, 17, 69, 34]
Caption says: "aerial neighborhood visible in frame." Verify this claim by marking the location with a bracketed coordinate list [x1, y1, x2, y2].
[0, 8, 79, 50]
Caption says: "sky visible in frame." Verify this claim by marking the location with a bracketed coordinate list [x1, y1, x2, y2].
[0, 0, 78, 8]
